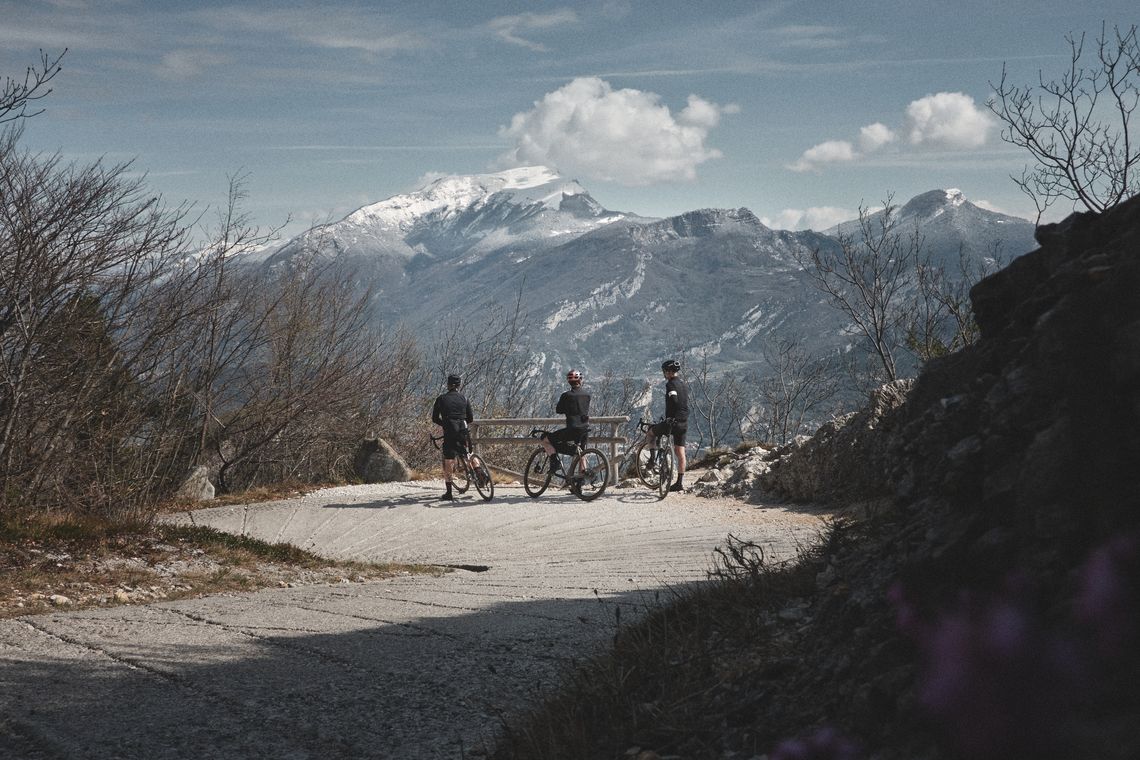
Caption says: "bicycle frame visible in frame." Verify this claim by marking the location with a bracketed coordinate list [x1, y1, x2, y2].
[430, 433, 494, 501]
[524, 428, 609, 501]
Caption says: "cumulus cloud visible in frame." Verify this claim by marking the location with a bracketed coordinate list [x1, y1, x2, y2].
[498, 77, 736, 185]
[789, 91, 996, 173]
[762, 206, 856, 231]
[905, 92, 994, 148]
[858, 122, 896, 152]
[788, 139, 856, 173]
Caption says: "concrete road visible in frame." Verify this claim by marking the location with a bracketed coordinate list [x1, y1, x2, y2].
[0, 481, 825, 760]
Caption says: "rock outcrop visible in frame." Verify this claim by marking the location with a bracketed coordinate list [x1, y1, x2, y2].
[690, 193, 1140, 758]
[174, 465, 215, 501]
[353, 438, 412, 483]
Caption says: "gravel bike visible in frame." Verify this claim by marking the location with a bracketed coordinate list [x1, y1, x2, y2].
[632, 418, 676, 500]
[430, 432, 494, 501]
[522, 428, 610, 501]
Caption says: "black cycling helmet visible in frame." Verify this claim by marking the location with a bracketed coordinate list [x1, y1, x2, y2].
[566, 369, 583, 385]
[447, 374, 461, 388]
[661, 359, 681, 372]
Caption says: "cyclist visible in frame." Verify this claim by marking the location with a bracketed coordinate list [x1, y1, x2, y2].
[539, 369, 591, 478]
[431, 373, 474, 501]
[640, 359, 689, 492]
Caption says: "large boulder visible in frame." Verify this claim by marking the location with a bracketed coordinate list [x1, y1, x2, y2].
[174, 465, 215, 501]
[354, 439, 412, 483]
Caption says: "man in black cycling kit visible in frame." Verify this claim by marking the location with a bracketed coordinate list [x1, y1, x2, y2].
[641, 359, 689, 492]
[540, 369, 591, 474]
[431, 374, 474, 501]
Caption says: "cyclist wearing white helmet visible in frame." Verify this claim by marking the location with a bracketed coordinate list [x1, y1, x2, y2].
[641, 359, 689, 491]
[539, 368, 591, 468]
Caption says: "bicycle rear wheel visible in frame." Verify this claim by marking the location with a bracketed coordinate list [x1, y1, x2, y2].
[523, 448, 553, 497]
[656, 445, 675, 500]
[572, 448, 609, 501]
[472, 455, 494, 501]
[634, 440, 662, 488]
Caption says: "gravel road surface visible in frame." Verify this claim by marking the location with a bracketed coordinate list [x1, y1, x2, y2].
[0, 480, 825, 760]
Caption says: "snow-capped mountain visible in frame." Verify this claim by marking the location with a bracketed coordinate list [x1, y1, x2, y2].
[827, 189, 1033, 268]
[265, 166, 639, 267]
[258, 170, 1037, 380]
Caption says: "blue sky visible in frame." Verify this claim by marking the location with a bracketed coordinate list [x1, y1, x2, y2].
[3, 0, 1136, 238]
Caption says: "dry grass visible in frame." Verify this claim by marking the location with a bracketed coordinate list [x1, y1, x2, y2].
[490, 530, 835, 760]
[0, 511, 437, 619]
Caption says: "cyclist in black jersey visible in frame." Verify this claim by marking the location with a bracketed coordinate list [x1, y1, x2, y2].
[640, 359, 689, 491]
[431, 373, 474, 500]
[540, 369, 590, 472]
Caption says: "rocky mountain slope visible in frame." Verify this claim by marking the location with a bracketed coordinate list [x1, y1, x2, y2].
[257, 168, 1037, 380]
[687, 192, 1140, 757]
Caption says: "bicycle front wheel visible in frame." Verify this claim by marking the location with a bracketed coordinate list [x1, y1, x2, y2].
[523, 448, 553, 497]
[656, 445, 675, 500]
[573, 448, 610, 501]
[472, 455, 494, 501]
[634, 440, 662, 488]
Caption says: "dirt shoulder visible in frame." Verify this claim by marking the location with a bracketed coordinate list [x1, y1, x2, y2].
[0, 517, 437, 619]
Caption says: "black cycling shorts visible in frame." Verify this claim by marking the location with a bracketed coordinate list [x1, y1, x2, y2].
[652, 420, 687, 447]
[545, 427, 588, 455]
[441, 432, 469, 459]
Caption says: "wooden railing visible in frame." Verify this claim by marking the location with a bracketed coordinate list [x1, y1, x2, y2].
[470, 416, 630, 484]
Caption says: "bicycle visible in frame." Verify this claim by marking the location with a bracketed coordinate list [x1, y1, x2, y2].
[632, 418, 676, 500]
[430, 433, 494, 501]
[522, 428, 610, 501]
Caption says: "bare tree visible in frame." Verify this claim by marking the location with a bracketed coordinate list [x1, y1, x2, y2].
[756, 337, 841, 446]
[430, 289, 533, 417]
[0, 136, 194, 513]
[801, 197, 919, 384]
[1, 50, 65, 125]
[686, 347, 741, 450]
[902, 242, 1009, 363]
[990, 23, 1140, 220]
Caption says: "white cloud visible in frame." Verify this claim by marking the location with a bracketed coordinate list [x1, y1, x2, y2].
[789, 92, 993, 173]
[679, 94, 739, 128]
[488, 10, 578, 52]
[763, 206, 856, 231]
[788, 139, 855, 172]
[858, 122, 895, 152]
[904, 92, 994, 149]
[498, 77, 734, 185]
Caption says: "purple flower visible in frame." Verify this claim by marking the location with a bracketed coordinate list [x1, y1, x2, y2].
[1075, 533, 1140, 658]
[771, 726, 862, 760]
[894, 583, 1084, 759]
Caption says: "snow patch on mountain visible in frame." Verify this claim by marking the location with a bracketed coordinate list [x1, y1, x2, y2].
[346, 166, 587, 232]
[576, 315, 623, 341]
[542, 250, 651, 330]
[719, 304, 781, 347]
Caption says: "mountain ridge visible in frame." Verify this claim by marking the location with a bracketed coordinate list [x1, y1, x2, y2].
[256, 167, 1039, 383]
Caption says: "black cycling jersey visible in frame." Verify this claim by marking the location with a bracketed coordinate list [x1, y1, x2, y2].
[432, 390, 473, 436]
[556, 386, 591, 430]
[664, 377, 689, 422]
